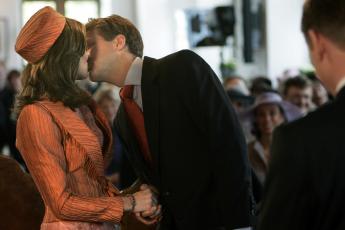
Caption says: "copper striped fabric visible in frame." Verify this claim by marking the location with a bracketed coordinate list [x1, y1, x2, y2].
[16, 100, 123, 229]
[15, 6, 66, 64]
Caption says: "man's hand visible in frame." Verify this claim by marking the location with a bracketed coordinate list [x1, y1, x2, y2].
[134, 184, 162, 225]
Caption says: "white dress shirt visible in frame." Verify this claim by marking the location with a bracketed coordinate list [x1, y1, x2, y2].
[123, 57, 144, 111]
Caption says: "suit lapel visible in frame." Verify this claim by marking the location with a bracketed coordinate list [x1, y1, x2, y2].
[37, 100, 106, 177]
[142, 57, 160, 173]
[115, 105, 152, 183]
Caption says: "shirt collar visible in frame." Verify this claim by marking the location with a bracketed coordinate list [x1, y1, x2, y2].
[124, 57, 143, 86]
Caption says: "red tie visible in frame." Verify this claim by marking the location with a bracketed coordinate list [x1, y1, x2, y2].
[120, 85, 153, 167]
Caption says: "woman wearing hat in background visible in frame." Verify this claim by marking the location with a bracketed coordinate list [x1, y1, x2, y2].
[243, 91, 301, 205]
[14, 7, 160, 229]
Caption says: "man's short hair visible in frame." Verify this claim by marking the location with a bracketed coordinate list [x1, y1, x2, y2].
[283, 76, 312, 96]
[302, 0, 345, 49]
[86, 15, 144, 57]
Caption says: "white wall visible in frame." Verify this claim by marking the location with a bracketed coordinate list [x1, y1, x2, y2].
[135, 0, 234, 77]
[232, 0, 267, 79]
[136, 0, 196, 58]
[0, 0, 22, 69]
[265, 0, 310, 81]
[135, 0, 269, 79]
[0, 0, 311, 81]
[110, 0, 137, 23]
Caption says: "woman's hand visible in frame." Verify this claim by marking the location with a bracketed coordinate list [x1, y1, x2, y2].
[122, 184, 157, 213]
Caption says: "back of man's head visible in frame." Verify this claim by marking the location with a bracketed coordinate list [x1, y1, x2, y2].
[86, 15, 144, 58]
[302, 0, 345, 50]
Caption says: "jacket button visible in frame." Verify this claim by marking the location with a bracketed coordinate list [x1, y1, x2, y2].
[163, 191, 171, 196]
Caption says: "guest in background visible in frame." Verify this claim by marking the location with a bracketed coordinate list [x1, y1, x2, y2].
[227, 89, 254, 114]
[283, 76, 315, 114]
[243, 92, 301, 204]
[250, 77, 273, 97]
[305, 72, 330, 107]
[223, 75, 250, 95]
[227, 89, 255, 143]
[96, 90, 124, 188]
[1, 70, 25, 169]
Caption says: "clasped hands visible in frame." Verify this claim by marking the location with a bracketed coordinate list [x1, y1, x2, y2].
[124, 184, 162, 225]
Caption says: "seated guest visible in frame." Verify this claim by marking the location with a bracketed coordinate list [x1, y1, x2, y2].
[244, 92, 301, 203]
[0, 155, 44, 229]
[283, 76, 315, 115]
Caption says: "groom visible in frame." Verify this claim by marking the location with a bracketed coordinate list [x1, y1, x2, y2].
[86, 15, 255, 229]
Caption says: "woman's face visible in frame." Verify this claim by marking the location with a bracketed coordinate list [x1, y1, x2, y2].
[77, 49, 90, 80]
[255, 103, 285, 136]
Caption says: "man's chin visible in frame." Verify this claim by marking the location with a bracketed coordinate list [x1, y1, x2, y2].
[88, 71, 101, 82]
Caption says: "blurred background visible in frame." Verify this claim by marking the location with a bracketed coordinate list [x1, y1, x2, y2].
[0, 0, 311, 82]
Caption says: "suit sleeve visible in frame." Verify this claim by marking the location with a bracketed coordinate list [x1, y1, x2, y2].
[181, 50, 254, 228]
[16, 104, 124, 223]
[258, 125, 311, 230]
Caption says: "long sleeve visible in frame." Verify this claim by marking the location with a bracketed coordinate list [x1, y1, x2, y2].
[180, 50, 254, 228]
[16, 104, 124, 223]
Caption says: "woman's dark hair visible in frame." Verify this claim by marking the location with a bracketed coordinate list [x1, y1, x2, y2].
[15, 18, 91, 116]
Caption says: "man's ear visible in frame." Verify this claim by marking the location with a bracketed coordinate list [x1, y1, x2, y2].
[112, 34, 126, 50]
[308, 29, 326, 62]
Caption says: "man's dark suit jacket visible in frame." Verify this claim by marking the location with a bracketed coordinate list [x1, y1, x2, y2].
[116, 50, 254, 230]
[258, 87, 345, 230]
[0, 155, 44, 229]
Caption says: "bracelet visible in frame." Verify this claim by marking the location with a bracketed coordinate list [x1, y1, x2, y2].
[126, 194, 136, 212]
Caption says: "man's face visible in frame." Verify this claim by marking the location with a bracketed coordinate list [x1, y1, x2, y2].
[86, 30, 116, 83]
[285, 86, 313, 114]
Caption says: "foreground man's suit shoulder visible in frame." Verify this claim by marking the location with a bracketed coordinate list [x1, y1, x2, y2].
[259, 87, 345, 230]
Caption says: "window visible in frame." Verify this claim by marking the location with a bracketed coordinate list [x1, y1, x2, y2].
[22, 0, 100, 24]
